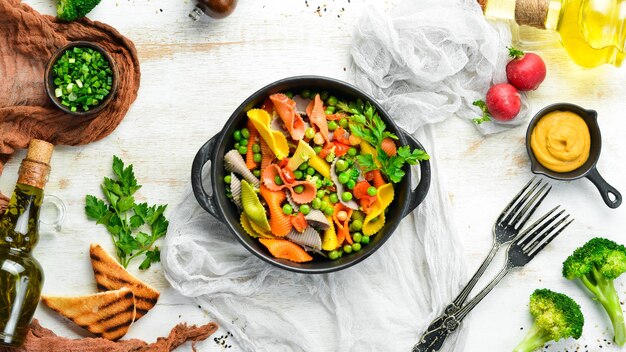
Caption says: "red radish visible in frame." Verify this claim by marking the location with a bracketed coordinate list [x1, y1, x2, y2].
[506, 47, 546, 91]
[473, 83, 521, 124]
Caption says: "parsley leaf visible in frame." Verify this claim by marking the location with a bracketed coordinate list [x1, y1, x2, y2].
[85, 156, 168, 270]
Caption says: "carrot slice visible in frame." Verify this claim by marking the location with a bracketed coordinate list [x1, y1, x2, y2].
[325, 112, 347, 121]
[259, 185, 292, 237]
[270, 93, 306, 141]
[259, 238, 313, 263]
[245, 120, 259, 170]
[290, 212, 308, 233]
[352, 180, 372, 200]
[332, 127, 351, 145]
[307, 94, 330, 145]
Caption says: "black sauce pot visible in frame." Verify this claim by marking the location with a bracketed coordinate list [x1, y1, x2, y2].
[526, 103, 622, 209]
[191, 76, 431, 273]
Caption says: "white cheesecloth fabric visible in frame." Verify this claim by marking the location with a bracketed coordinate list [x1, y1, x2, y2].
[162, 0, 516, 351]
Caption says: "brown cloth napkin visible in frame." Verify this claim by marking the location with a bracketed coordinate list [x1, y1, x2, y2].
[0, 319, 219, 352]
[0, 0, 140, 173]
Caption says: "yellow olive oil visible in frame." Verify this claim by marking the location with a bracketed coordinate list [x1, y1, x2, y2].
[0, 140, 53, 347]
[482, 0, 625, 67]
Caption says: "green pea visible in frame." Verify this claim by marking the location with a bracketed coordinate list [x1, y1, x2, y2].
[241, 128, 250, 139]
[305, 127, 315, 139]
[293, 170, 303, 180]
[253, 169, 261, 177]
[338, 172, 350, 184]
[238, 146, 248, 154]
[317, 190, 326, 199]
[226, 193, 233, 199]
[234, 142, 240, 149]
[298, 162, 309, 171]
[327, 96, 338, 106]
[312, 198, 322, 210]
[253, 153, 262, 163]
[329, 193, 339, 204]
[282, 204, 293, 215]
[350, 219, 363, 231]
[352, 232, 362, 243]
[339, 118, 349, 128]
[325, 106, 336, 114]
[360, 235, 370, 245]
[367, 186, 377, 197]
[323, 205, 334, 216]
[343, 244, 353, 254]
[328, 250, 340, 260]
[224, 175, 232, 184]
[314, 146, 323, 154]
[342, 192, 353, 202]
[233, 130, 242, 141]
[325, 178, 334, 186]
[320, 91, 329, 100]
[336, 159, 348, 172]
[285, 92, 294, 99]
[315, 179, 323, 189]
[274, 176, 284, 185]
[309, 91, 318, 99]
[294, 185, 304, 194]
[328, 121, 338, 131]
[348, 147, 357, 157]
[240, 138, 248, 147]
[352, 243, 362, 252]
[301, 89, 311, 98]
[306, 167, 315, 176]
[252, 143, 261, 153]
[299, 204, 311, 215]
[346, 179, 356, 190]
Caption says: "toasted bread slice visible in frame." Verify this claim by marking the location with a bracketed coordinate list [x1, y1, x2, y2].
[90, 243, 160, 320]
[42, 287, 136, 341]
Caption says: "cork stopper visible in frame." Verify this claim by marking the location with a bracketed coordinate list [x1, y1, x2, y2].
[515, 0, 549, 29]
[26, 139, 53, 165]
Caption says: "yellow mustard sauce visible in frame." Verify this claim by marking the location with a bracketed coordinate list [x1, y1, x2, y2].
[530, 111, 591, 173]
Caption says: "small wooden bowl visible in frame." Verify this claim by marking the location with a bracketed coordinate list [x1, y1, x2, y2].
[44, 41, 119, 116]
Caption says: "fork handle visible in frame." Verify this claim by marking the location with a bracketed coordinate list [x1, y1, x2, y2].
[451, 244, 499, 307]
[412, 264, 512, 352]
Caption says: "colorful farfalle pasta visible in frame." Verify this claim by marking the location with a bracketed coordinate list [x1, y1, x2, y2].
[223, 90, 428, 262]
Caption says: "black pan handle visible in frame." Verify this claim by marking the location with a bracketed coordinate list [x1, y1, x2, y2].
[403, 132, 432, 217]
[191, 134, 223, 220]
[586, 167, 622, 209]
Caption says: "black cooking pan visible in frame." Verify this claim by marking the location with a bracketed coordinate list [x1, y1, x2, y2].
[191, 76, 431, 273]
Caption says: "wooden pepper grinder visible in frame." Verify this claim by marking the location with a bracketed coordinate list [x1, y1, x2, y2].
[189, 0, 237, 21]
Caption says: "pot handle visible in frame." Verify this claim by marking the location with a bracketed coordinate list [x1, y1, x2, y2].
[403, 133, 432, 217]
[191, 134, 223, 219]
[586, 167, 622, 209]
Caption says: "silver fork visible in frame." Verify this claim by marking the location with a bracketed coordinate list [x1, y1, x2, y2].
[414, 179, 550, 341]
[412, 206, 574, 352]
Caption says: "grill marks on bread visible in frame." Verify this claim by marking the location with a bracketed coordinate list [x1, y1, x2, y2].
[41, 288, 136, 341]
[89, 244, 160, 320]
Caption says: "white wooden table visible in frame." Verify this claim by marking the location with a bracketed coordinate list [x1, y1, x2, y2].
[2, 0, 626, 351]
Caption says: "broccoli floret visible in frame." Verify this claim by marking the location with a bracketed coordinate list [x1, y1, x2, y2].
[563, 237, 626, 345]
[513, 289, 584, 352]
[57, 0, 102, 22]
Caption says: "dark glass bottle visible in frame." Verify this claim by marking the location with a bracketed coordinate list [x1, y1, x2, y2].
[0, 139, 53, 347]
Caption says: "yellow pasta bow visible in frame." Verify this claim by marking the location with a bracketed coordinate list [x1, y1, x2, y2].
[287, 140, 330, 178]
[321, 216, 338, 251]
[240, 213, 274, 239]
[240, 180, 271, 232]
[362, 183, 394, 236]
[247, 109, 289, 160]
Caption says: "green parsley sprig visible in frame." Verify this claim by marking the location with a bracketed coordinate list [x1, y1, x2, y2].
[85, 156, 168, 270]
[337, 100, 430, 183]
[472, 100, 492, 125]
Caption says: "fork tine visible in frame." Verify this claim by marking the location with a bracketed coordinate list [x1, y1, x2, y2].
[510, 184, 552, 229]
[527, 218, 574, 256]
[501, 179, 542, 224]
[523, 213, 570, 253]
[497, 177, 536, 223]
[515, 206, 560, 245]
